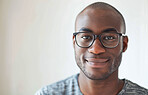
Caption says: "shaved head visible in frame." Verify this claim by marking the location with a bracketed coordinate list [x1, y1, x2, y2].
[75, 2, 126, 34]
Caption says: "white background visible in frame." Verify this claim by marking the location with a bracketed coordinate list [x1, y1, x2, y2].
[0, 0, 148, 95]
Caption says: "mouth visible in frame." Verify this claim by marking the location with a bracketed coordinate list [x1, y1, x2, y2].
[85, 58, 109, 68]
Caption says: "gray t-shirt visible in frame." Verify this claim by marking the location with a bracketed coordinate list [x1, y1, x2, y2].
[35, 74, 148, 95]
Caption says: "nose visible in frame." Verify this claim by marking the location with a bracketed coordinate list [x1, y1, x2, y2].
[88, 39, 105, 54]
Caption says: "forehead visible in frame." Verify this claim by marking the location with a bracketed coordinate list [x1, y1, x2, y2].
[75, 8, 124, 34]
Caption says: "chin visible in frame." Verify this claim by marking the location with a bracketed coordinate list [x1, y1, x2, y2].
[82, 69, 112, 80]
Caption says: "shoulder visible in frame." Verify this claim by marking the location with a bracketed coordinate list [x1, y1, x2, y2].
[121, 79, 148, 95]
[35, 74, 80, 95]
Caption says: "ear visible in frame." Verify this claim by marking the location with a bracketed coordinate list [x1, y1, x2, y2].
[122, 36, 128, 52]
[73, 35, 76, 48]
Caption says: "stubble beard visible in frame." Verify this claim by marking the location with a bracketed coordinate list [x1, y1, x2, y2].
[75, 53, 122, 80]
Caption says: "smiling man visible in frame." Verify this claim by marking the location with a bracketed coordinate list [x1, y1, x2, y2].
[36, 2, 148, 95]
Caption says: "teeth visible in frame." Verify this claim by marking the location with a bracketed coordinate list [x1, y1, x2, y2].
[85, 58, 108, 63]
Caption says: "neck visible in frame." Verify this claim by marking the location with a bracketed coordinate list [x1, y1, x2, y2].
[78, 70, 124, 95]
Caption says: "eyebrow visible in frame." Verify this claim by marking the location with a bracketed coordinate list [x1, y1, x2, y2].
[78, 27, 117, 33]
[102, 28, 117, 33]
[79, 28, 93, 32]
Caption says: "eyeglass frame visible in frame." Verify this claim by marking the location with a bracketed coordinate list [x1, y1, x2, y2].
[73, 30, 126, 48]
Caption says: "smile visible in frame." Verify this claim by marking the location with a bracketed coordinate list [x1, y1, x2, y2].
[85, 58, 109, 68]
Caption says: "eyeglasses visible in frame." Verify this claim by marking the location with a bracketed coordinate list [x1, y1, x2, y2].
[73, 31, 125, 48]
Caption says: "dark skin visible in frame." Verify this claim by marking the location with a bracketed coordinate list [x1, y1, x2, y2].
[73, 8, 128, 95]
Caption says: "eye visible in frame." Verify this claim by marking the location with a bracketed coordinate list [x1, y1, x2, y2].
[81, 36, 91, 39]
[103, 36, 116, 40]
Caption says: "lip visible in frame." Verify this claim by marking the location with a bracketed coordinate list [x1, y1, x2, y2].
[85, 58, 109, 68]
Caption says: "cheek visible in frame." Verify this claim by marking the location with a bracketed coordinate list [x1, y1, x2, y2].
[74, 45, 87, 63]
[107, 40, 123, 61]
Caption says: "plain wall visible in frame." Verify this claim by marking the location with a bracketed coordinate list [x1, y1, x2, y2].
[0, 0, 148, 95]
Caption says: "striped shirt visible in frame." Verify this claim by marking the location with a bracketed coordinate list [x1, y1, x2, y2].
[35, 74, 148, 95]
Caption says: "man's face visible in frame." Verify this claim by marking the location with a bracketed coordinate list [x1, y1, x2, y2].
[73, 8, 127, 80]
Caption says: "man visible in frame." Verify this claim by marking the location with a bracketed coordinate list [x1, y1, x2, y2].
[36, 2, 148, 95]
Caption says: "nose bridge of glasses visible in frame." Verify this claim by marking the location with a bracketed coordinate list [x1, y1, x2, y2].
[91, 34, 105, 49]
[88, 36, 105, 54]
[94, 34, 102, 44]
[93, 35, 102, 46]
